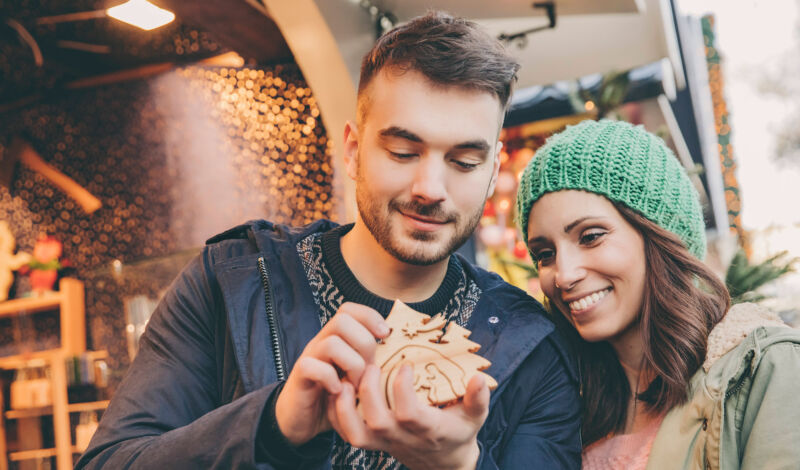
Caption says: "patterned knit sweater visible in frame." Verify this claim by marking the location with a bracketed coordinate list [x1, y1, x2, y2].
[297, 224, 482, 470]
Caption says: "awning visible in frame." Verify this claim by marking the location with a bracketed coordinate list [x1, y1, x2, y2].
[475, 0, 684, 90]
[504, 60, 670, 127]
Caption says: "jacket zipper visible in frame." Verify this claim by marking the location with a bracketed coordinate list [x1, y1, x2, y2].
[724, 372, 748, 400]
[258, 256, 286, 382]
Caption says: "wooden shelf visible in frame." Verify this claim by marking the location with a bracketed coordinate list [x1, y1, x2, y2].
[0, 278, 88, 470]
[0, 349, 60, 369]
[67, 400, 110, 414]
[5, 400, 109, 419]
[8, 446, 83, 461]
[0, 348, 107, 370]
[4, 406, 51, 420]
[0, 292, 63, 318]
[9, 447, 57, 461]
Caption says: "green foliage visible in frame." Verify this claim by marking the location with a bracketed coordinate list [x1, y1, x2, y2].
[725, 249, 797, 304]
[27, 259, 61, 271]
[570, 70, 630, 119]
[497, 256, 538, 277]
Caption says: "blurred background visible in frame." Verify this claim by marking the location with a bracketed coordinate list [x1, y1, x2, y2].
[0, 0, 797, 468]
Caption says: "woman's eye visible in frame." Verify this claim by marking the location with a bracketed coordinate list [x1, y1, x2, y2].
[580, 230, 606, 245]
[534, 250, 554, 265]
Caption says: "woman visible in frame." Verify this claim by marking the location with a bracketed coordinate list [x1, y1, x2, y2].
[515, 119, 800, 469]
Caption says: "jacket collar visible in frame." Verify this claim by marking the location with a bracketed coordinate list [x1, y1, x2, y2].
[212, 219, 568, 392]
[702, 304, 795, 398]
[459, 258, 576, 387]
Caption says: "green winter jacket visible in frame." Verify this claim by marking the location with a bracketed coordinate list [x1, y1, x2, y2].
[646, 303, 800, 469]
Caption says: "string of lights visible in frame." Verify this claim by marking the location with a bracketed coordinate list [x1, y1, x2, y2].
[702, 15, 745, 244]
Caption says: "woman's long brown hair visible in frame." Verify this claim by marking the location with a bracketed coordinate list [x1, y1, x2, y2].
[553, 203, 731, 446]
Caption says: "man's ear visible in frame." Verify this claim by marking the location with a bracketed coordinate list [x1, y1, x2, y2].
[343, 121, 359, 180]
[486, 141, 503, 198]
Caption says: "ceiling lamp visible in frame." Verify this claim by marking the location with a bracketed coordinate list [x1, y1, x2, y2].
[106, 0, 175, 31]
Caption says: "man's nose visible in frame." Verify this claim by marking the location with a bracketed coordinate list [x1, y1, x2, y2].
[410, 157, 447, 203]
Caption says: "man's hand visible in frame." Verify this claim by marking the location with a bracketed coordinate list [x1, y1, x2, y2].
[275, 303, 390, 446]
[328, 362, 490, 470]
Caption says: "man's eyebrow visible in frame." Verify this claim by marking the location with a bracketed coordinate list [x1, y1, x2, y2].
[453, 140, 491, 153]
[378, 127, 491, 154]
[378, 126, 423, 143]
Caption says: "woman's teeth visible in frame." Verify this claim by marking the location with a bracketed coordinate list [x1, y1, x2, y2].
[569, 288, 611, 312]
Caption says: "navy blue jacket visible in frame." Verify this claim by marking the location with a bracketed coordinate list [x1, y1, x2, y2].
[76, 220, 581, 469]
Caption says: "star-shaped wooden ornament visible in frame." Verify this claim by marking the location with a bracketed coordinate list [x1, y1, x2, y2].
[374, 300, 498, 409]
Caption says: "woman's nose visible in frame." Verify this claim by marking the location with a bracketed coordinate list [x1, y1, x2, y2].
[553, 248, 587, 291]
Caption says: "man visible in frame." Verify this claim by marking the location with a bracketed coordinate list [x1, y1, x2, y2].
[77, 12, 581, 470]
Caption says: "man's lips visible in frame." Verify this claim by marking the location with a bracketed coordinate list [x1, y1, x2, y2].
[398, 210, 452, 232]
[401, 212, 448, 224]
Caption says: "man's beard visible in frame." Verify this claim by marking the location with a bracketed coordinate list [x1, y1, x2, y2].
[355, 176, 484, 266]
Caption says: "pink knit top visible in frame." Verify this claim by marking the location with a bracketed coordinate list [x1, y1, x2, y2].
[581, 415, 664, 470]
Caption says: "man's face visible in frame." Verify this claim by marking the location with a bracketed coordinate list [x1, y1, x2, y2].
[346, 69, 503, 266]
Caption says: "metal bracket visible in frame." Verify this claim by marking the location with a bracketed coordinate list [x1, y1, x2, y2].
[498, 2, 557, 49]
[355, 0, 398, 39]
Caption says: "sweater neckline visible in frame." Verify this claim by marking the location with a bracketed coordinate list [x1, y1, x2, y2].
[321, 224, 463, 317]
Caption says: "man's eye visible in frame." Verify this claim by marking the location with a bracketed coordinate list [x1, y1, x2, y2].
[389, 151, 417, 159]
[453, 160, 479, 170]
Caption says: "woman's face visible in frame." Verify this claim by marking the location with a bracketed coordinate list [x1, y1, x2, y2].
[526, 190, 646, 344]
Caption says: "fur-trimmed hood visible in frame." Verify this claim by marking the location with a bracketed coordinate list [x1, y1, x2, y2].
[703, 302, 787, 372]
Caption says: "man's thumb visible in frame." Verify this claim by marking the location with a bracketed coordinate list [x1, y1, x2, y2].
[462, 374, 490, 420]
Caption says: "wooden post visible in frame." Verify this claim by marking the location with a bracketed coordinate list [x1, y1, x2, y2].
[50, 353, 71, 470]
[59, 278, 85, 355]
[0, 386, 7, 470]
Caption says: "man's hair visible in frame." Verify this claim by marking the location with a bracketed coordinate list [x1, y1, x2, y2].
[357, 11, 520, 123]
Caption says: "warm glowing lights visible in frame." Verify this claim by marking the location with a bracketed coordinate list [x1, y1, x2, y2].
[584, 100, 596, 111]
[702, 15, 743, 239]
[497, 198, 511, 214]
[106, 0, 175, 31]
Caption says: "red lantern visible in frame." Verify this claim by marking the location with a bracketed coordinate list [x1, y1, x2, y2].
[513, 241, 529, 260]
[30, 269, 58, 293]
[482, 201, 496, 218]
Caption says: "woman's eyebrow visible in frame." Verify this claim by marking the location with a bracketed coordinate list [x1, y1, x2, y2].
[527, 216, 609, 245]
[563, 216, 609, 233]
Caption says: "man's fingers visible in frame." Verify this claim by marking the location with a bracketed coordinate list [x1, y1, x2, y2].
[334, 382, 376, 450]
[391, 363, 431, 434]
[312, 335, 367, 387]
[358, 364, 395, 436]
[294, 356, 342, 395]
[336, 302, 390, 339]
[461, 374, 490, 421]
[326, 393, 341, 431]
[325, 312, 380, 363]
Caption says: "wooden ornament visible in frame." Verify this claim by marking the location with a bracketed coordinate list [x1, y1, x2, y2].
[375, 300, 498, 409]
[0, 221, 31, 301]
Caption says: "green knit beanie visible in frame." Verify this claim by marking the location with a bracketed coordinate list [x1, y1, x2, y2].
[515, 119, 706, 260]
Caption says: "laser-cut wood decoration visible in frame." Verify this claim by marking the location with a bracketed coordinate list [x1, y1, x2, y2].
[375, 300, 498, 409]
[0, 221, 31, 301]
